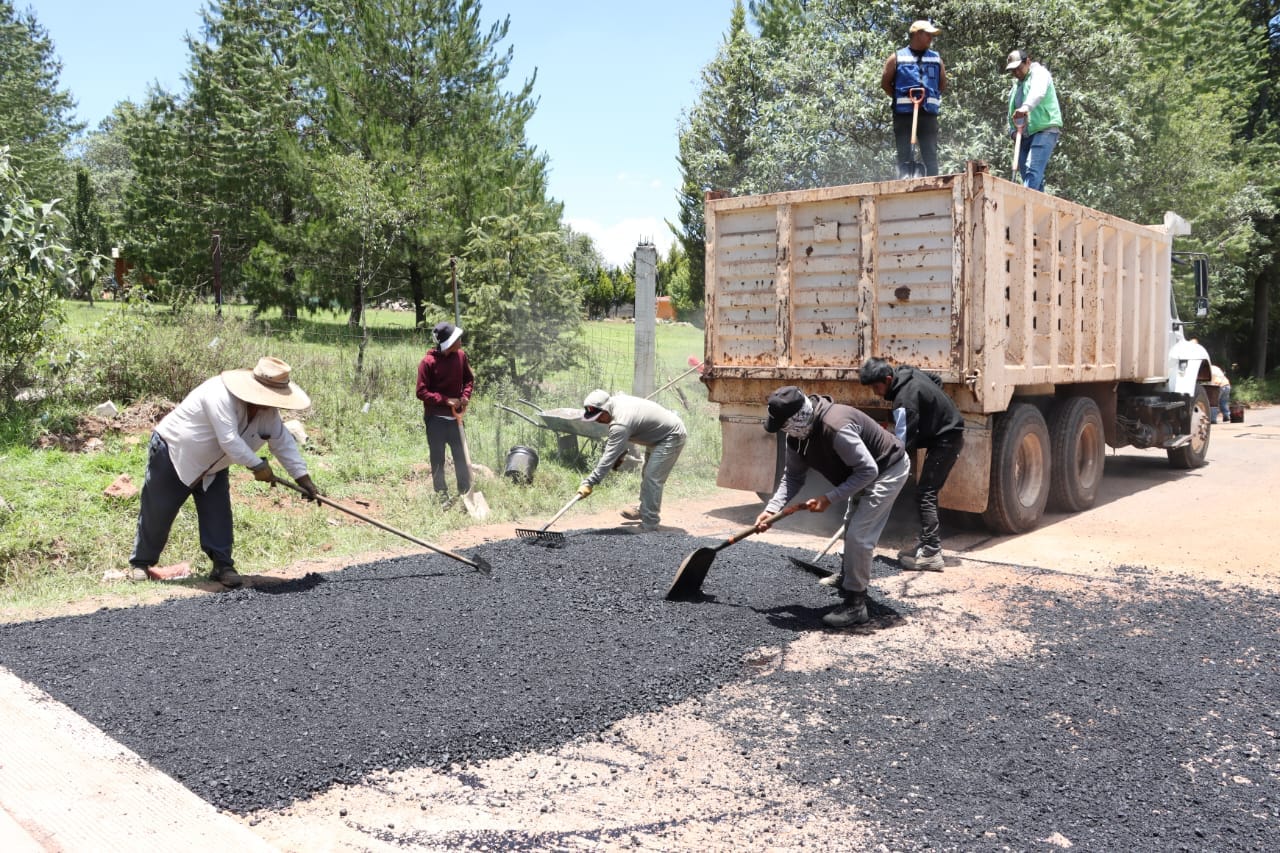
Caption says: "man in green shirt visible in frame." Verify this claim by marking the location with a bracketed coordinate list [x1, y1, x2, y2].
[1005, 49, 1062, 192]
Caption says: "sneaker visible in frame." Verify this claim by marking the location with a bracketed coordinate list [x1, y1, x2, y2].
[128, 566, 150, 582]
[620, 506, 642, 521]
[211, 566, 244, 588]
[900, 546, 944, 572]
[817, 572, 843, 587]
[822, 591, 869, 628]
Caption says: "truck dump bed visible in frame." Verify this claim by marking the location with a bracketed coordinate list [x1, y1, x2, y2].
[704, 162, 1183, 413]
[703, 163, 1190, 500]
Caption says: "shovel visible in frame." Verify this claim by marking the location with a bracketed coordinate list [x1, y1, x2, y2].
[907, 87, 927, 178]
[1011, 114, 1027, 183]
[787, 522, 846, 577]
[666, 504, 804, 600]
[276, 479, 491, 573]
[455, 413, 490, 520]
[515, 492, 582, 546]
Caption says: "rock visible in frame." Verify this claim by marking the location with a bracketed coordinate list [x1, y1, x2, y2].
[284, 419, 307, 445]
[93, 401, 119, 418]
[103, 474, 137, 499]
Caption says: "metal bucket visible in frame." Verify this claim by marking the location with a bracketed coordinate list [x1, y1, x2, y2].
[504, 446, 539, 484]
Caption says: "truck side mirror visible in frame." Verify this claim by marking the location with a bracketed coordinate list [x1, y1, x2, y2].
[1194, 258, 1209, 318]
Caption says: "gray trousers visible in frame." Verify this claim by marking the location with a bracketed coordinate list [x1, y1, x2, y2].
[638, 434, 686, 527]
[425, 416, 472, 495]
[130, 433, 234, 570]
[841, 453, 912, 594]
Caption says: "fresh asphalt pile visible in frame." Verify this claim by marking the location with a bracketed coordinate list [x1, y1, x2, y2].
[0, 531, 1277, 851]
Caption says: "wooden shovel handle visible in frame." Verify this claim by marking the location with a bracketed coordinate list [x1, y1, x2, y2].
[719, 504, 803, 550]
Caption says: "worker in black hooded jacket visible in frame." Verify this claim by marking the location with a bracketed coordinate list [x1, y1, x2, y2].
[859, 358, 964, 570]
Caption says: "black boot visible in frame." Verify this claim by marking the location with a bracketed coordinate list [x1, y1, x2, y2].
[822, 589, 869, 628]
[211, 565, 243, 588]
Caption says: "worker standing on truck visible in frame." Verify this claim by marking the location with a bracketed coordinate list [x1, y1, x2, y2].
[859, 358, 964, 571]
[754, 386, 911, 628]
[881, 20, 947, 179]
[1005, 49, 1062, 191]
[577, 390, 687, 532]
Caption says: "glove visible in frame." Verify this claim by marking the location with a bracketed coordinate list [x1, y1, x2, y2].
[577, 483, 593, 499]
[295, 474, 319, 501]
[252, 460, 276, 483]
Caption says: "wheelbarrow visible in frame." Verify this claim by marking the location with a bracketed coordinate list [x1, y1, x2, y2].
[495, 399, 610, 462]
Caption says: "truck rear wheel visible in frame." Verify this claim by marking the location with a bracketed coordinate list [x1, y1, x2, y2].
[1168, 386, 1211, 469]
[982, 403, 1051, 534]
[1048, 396, 1105, 512]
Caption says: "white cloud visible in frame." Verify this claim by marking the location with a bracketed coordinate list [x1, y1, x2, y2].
[568, 216, 675, 269]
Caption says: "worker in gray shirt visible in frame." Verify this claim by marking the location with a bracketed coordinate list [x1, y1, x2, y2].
[754, 386, 910, 628]
[577, 390, 686, 532]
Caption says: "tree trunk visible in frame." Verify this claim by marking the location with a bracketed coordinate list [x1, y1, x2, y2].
[1252, 274, 1271, 379]
[409, 259, 426, 328]
[349, 283, 363, 327]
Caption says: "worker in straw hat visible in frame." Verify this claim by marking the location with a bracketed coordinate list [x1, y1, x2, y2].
[577, 389, 686, 532]
[128, 357, 319, 588]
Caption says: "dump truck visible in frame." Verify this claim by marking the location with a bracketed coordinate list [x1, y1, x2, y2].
[702, 162, 1215, 533]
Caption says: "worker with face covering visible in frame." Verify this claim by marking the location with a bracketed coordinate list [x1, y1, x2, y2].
[754, 386, 911, 627]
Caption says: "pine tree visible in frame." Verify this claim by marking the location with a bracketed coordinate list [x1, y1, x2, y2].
[0, 2, 81, 200]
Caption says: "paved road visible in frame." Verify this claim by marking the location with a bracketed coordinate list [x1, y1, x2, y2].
[0, 405, 1275, 851]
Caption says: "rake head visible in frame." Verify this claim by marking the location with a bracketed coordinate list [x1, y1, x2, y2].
[515, 528, 566, 547]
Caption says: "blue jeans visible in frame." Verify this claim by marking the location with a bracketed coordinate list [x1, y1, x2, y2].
[1212, 385, 1231, 423]
[1016, 127, 1060, 191]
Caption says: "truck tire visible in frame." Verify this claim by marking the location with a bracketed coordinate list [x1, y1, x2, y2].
[982, 403, 1051, 534]
[1167, 386, 1211, 469]
[1047, 396, 1105, 512]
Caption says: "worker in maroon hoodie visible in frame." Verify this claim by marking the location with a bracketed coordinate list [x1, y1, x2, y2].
[416, 322, 474, 505]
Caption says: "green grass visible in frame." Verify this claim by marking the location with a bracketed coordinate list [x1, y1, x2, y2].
[0, 304, 718, 617]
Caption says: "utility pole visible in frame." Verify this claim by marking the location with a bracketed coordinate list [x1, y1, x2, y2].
[633, 242, 657, 397]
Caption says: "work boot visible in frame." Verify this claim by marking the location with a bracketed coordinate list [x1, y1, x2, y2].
[128, 566, 150, 582]
[900, 546, 944, 572]
[211, 565, 244, 588]
[822, 590, 870, 628]
[620, 506, 642, 521]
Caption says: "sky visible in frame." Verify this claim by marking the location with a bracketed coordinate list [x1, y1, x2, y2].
[32, 0, 740, 267]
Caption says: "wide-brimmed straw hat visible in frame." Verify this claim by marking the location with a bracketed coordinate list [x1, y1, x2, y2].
[221, 357, 311, 410]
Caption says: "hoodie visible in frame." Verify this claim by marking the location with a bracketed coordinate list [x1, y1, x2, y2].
[884, 366, 964, 452]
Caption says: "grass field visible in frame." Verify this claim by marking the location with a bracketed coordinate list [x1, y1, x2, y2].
[0, 302, 720, 615]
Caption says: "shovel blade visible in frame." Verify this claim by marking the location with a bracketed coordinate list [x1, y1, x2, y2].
[787, 556, 834, 578]
[462, 490, 490, 520]
[666, 547, 716, 600]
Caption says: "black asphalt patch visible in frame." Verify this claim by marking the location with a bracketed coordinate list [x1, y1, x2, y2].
[0, 533, 856, 813]
[0, 532, 1277, 852]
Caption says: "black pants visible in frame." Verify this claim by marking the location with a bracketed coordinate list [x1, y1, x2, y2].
[893, 110, 939, 177]
[425, 416, 471, 495]
[917, 431, 964, 550]
[130, 433, 234, 571]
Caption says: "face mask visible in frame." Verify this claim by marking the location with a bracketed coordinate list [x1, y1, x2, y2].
[781, 398, 815, 439]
